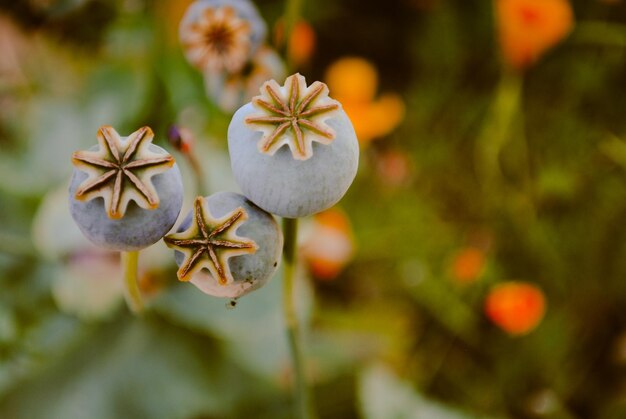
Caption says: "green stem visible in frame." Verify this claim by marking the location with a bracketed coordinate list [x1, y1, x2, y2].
[475, 69, 538, 227]
[284, 0, 304, 71]
[282, 0, 311, 416]
[474, 69, 523, 198]
[121, 251, 143, 314]
[282, 217, 312, 419]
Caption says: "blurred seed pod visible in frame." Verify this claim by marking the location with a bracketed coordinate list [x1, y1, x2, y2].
[204, 46, 285, 113]
[179, 0, 267, 75]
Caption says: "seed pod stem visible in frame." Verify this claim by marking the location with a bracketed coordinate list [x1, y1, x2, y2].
[282, 217, 313, 419]
[121, 250, 143, 314]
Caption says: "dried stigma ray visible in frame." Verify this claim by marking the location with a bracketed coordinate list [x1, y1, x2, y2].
[164, 196, 258, 284]
[72, 126, 174, 219]
[180, 5, 252, 74]
[245, 73, 340, 161]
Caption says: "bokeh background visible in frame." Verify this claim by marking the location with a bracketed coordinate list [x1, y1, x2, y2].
[1, 0, 626, 418]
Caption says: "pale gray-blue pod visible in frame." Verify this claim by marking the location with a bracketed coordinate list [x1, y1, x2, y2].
[68, 146, 184, 252]
[228, 103, 359, 218]
[180, 0, 267, 64]
[173, 191, 283, 298]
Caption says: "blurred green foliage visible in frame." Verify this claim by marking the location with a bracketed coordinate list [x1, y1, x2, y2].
[2, 0, 626, 418]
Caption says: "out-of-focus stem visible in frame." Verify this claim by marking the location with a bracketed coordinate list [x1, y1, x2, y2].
[121, 250, 143, 314]
[282, 217, 313, 419]
[284, 0, 303, 70]
[476, 69, 538, 227]
[185, 152, 208, 197]
[475, 69, 523, 197]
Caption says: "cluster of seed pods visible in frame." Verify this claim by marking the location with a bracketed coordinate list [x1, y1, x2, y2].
[179, 0, 285, 112]
[68, 0, 359, 302]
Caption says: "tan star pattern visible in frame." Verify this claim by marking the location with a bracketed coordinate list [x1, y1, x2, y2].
[164, 196, 258, 285]
[71, 125, 174, 219]
[180, 5, 252, 74]
[244, 73, 341, 160]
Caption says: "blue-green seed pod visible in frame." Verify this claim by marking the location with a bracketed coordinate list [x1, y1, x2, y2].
[164, 191, 283, 298]
[228, 73, 359, 218]
[69, 126, 184, 251]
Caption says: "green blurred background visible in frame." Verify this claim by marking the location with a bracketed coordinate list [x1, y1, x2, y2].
[2, 0, 626, 418]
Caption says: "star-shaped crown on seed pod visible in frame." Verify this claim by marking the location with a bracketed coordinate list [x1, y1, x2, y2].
[71, 125, 175, 219]
[180, 5, 252, 74]
[245, 73, 341, 161]
[164, 196, 258, 284]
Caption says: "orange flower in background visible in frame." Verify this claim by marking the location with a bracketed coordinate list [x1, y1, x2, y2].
[274, 19, 316, 68]
[450, 247, 486, 284]
[325, 57, 404, 145]
[301, 208, 355, 280]
[375, 149, 413, 187]
[485, 281, 546, 335]
[496, 0, 574, 69]
[326, 57, 378, 103]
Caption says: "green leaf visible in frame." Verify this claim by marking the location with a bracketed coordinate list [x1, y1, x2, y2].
[359, 364, 496, 419]
[0, 315, 272, 419]
[152, 271, 313, 380]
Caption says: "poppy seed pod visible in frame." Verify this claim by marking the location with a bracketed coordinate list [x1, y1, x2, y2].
[228, 73, 359, 218]
[164, 191, 283, 299]
[179, 0, 267, 74]
[204, 46, 286, 113]
[69, 126, 184, 251]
